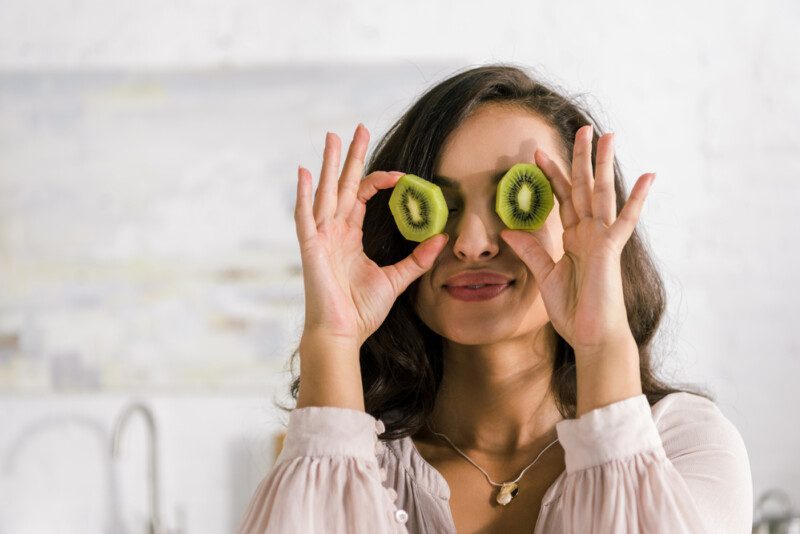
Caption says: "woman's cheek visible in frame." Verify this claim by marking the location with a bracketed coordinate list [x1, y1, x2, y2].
[412, 283, 434, 325]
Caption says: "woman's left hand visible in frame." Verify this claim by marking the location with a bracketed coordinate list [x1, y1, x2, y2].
[499, 124, 655, 360]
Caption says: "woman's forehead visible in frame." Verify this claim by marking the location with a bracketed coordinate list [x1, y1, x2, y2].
[436, 105, 564, 181]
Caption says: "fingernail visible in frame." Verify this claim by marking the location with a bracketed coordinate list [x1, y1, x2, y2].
[537, 148, 550, 161]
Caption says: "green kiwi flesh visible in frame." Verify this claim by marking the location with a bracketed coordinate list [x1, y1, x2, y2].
[388, 174, 448, 242]
[495, 163, 554, 231]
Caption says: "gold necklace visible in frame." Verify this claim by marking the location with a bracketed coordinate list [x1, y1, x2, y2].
[426, 421, 559, 506]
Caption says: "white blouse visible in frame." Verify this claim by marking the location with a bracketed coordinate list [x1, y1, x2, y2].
[238, 392, 753, 533]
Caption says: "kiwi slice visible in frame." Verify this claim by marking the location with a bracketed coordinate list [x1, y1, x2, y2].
[388, 173, 448, 242]
[495, 163, 554, 231]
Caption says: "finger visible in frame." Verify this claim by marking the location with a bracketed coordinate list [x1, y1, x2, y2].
[608, 173, 655, 247]
[382, 233, 449, 299]
[534, 149, 579, 229]
[346, 171, 405, 228]
[592, 132, 616, 226]
[500, 229, 556, 283]
[571, 124, 594, 219]
[295, 165, 318, 244]
[313, 132, 341, 223]
[334, 123, 369, 219]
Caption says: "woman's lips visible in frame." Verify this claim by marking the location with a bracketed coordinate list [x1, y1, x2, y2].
[443, 282, 513, 302]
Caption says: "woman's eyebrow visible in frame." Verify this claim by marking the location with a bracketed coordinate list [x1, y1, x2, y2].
[431, 169, 508, 189]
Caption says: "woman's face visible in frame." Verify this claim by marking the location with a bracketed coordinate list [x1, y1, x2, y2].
[413, 104, 568, 345]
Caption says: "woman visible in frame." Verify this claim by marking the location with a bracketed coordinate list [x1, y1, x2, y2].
[238, 64, 752, 533]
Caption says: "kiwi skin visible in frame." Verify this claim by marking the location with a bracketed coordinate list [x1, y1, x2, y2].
[495, 163, 554, 231]
[388, 173, 448, 242]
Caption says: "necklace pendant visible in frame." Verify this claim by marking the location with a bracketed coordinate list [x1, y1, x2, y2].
[496, 482, 519, 506]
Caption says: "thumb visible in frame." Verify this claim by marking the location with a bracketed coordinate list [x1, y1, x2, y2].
[500, 229, 556, 282]
[383, 233, 449, 298]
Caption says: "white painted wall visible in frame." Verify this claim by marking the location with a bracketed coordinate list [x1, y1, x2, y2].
[0, 394, 285, 533]
[1, 0, 799, 532]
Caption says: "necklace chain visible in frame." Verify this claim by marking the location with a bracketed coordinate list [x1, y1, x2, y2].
[425, 420, 560, 489]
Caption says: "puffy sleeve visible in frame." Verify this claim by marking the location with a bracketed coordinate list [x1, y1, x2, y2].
[554, 393, 753, 534]
[237, 406, 410, 534]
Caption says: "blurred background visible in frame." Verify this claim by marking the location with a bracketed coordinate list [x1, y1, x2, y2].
[0, 0, 798, 532]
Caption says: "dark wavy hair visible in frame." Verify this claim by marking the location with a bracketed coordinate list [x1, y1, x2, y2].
[277, 63, 711, 440]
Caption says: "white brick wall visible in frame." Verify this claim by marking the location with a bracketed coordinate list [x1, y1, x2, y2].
[1, 0, 798, 531]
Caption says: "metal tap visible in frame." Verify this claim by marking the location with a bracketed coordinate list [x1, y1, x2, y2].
[111, 401, 164, 534]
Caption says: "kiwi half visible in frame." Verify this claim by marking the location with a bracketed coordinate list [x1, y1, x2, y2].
[388, 174, 448, 242]
[495, 163, 554, 231]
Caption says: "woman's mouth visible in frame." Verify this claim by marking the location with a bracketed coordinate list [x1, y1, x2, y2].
[443, 282, 513, 302]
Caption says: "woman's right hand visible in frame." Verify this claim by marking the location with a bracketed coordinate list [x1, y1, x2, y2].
[295, 123, 449, 349]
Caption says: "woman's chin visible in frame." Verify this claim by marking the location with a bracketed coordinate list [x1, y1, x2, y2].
[438, 322, 520, 346]
[427, 305, 549, 346]
[414, 293, 546, 344]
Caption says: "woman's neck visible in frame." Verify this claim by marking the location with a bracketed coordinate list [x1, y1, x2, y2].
[425, 329, 563, 458]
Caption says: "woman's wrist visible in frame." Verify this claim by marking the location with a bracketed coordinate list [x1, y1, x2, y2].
[574, 334, 642, 417]
[296, 332, 365, 411]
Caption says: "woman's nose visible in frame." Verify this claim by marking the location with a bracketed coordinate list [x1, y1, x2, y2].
[451, 210, 501, 261]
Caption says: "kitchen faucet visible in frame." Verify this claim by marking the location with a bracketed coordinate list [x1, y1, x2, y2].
[111, 401, 164, 534]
